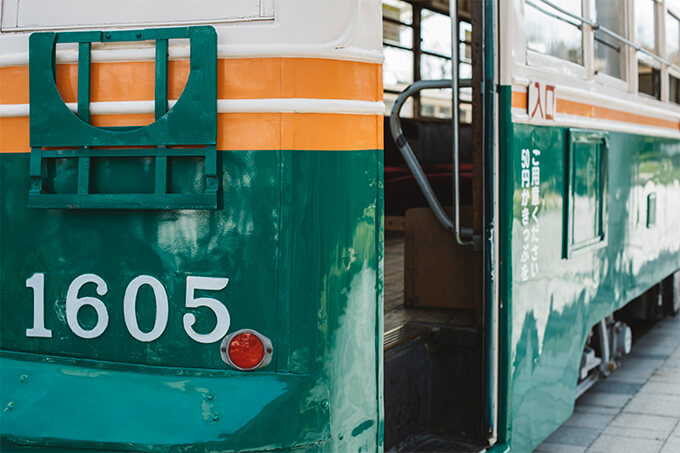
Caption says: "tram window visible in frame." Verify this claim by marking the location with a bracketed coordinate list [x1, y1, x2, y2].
[671, 75, 680, 105]
[525, 0, 583, 65]
[460, 86, 472, 124]
[384, 1, 414, 47]
[383, 1, 414, 117]
[593, 0, 625, 79]
[382, 1, 469, 120]
[421, 54, 453, 80]
[638, 62, 661, 99]
[667, 10, 680, 66]
[384, 47, 415, 117]
[421, 9, 451, 57]
[385, 47, 415, 88]
[635, 0, 656, 54]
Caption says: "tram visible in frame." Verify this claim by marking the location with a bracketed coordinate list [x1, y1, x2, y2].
[1, 0, 679, 452]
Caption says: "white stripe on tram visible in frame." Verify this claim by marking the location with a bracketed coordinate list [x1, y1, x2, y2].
[0, 99, 386, 118]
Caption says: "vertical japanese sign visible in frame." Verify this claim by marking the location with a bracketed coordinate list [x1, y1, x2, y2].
[519, 148, 541, 281]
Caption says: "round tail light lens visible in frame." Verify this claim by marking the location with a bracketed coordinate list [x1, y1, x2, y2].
[220, 329, 273, 371]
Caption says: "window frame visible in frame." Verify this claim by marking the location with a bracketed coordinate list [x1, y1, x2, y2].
[591, 0, 629, 87]
[381, 1, 470, 120]
[666, 4, 680, 103]
[523, 0, 587, 74]
[517, 0, 680, 108]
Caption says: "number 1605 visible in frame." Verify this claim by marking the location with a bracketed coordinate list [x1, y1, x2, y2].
[25, 273, 231, 344]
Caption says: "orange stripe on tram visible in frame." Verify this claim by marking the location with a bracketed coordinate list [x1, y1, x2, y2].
[0, 58, 382, 105]
[0, 113, 383, 153]
[511, 90, 680, 132]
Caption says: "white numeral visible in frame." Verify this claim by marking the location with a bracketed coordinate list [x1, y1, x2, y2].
[123, 275, 169, 342]
[66, 274, 109, 339]
[28, 273, 232, 344]
[183, 276, 230, 344]
[25, 273, 52, 338]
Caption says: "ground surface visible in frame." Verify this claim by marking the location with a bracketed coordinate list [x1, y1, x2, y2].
[534, 314, 680, 453]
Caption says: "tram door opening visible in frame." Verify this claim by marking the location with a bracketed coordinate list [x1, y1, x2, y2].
[382, 0, 488, 450]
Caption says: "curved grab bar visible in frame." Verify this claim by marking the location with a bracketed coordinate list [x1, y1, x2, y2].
[389, 78, 474, 246]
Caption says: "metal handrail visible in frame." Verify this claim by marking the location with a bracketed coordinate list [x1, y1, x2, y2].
[527, 0, 680, 74]
[388, 78, 474, 246]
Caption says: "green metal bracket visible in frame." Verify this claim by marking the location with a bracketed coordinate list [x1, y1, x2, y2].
[28, 26, 218, 209]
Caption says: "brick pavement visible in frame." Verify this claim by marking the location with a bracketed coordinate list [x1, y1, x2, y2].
[534, 314, 680, 453]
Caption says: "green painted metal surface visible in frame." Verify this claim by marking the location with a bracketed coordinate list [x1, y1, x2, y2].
[0, 149, 383, 452]
[498, 86, 680, 452]
[28, 27, 218, 209]
[29, 27, 216, 147]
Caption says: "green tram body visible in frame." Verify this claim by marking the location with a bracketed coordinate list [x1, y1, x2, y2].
[1, 1, 680, 452]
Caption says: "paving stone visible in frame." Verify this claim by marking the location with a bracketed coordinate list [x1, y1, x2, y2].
[586, 434, 664, 453]
[600, 425, 668, 441]
[592, 380, 642, 395]
[637, 381, 680, 396]
[578, 391, 632, 409]
[630, 352, 670, 360]
[563, 410, 616, 430]
[633, 342, 680, 356]
[635, 337, 679, 349]
[671, 422, 680, 439]
[607, 358, 664, 383]
[660, 437, 680, 453]
[663, 358, 680, 369]
[545, 426, 601, 447]
[574, 404, 621, 416]
[534, 443, 587, 453]
[650, 367, 680, 384]
[608, 413, 678, 435]
[623, 393, 680, 417]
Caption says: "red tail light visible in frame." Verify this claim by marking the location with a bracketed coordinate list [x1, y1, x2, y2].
[220, 329, 273, 371]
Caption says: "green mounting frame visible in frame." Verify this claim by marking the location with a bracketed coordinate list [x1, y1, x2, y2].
[28, 26, 218, 209]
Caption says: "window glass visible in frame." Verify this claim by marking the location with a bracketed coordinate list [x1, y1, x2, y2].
[459, 21, 472, 60]
[384, 46, 414, 89]
[671, 75, 680, 105]
[460, 86, 472, 124]
[667, 12, 680, 65]
[525, 0, 583, 64]
[638, 61, 661, 99]
[635, 0, 656, 53]
[594, 0, 625, 79]
[421, 54, 452, 80]
[420, 88, 453, 119]
[382, 0, 412, 25]
[421, 9, 451, 57]
[383, 22, 413, 48]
